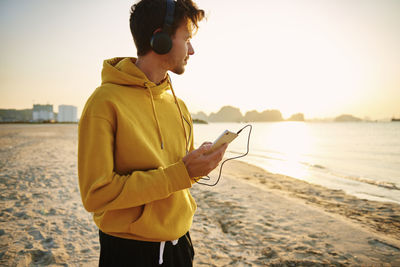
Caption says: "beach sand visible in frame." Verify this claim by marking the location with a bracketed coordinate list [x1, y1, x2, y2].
[0, 124, 399, 266]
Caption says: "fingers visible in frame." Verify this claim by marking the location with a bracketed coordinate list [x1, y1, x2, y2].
[219, 143, 228, 152]
[206, 143, 228, 160]
[183, 142, 229, 178]
[206, 144, 228, 172]
[197, 143, 227, 173]
[197, 142, 212, 154]
[216, 143, 228, 161]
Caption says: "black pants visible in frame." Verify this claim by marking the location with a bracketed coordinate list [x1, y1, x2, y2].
[99, 230, 194, 267]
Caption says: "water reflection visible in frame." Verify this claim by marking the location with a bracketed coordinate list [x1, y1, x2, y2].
[246, 122, 313, 178]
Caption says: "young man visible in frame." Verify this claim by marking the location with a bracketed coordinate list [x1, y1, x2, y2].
[78, 0, 227, 266]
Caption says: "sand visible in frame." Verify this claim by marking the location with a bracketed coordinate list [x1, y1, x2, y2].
[0, 124, 399, 266]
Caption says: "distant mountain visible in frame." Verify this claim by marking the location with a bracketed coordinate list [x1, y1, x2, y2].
[191, 111, 208, 122]
[208, 106, 243, 122]
[191, 106, 371, 123]
[244, 109, 284, 122]
[287, 113, 305, 121]
[334, 114, 362, 122]
[192, 107, 369, 123]
[243, 110, 262, 122]
[192, 118, 208, 124]
[192, 106, 292, 122]
[260, 110, 284, 122]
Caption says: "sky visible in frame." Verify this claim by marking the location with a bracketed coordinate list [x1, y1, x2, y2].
[1, 0, 399, 120]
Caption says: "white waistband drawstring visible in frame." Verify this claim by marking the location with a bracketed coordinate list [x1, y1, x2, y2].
[159, 239, 179, 265]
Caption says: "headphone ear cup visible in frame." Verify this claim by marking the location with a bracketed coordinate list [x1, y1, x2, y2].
[150, 32, 172, 55]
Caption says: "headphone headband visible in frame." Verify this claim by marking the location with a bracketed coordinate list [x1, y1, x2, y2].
[163, 0, 175, 34]
[150, 0, 175, 54]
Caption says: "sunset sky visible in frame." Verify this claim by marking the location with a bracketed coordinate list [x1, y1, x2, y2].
[1, 0, 399, 120]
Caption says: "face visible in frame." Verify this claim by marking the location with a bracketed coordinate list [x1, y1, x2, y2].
[164, 21, 195, 75]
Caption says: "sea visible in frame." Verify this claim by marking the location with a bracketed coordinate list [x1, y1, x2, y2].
[193, 122, 400, 204]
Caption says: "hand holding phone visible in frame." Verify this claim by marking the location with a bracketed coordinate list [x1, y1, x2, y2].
[204, 130, 238, 155]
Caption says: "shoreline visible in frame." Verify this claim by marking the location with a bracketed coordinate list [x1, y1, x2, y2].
[234, 155, 400, 205]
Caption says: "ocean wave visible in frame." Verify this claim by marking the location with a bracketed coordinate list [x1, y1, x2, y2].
[343, 176, 400, 191]
[300, 161, 326, 169]
[228, 149, 400, 191]
[301, 162, 400, 191]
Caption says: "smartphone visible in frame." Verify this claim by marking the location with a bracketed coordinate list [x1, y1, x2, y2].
[205, 130, 238, 155]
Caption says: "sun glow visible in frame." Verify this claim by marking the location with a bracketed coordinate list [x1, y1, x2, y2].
[249, 122, 315, 178]
[267, 122, 312, 161]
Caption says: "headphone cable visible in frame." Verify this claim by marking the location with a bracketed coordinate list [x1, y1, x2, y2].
[194, 124, 252, 186]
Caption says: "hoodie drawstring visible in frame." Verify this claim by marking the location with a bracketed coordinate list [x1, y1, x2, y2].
[167, 76, 188, 153]
[145, 82, 165, 149]
[144, 77, 189, 152]
[159, 239, 179, 265]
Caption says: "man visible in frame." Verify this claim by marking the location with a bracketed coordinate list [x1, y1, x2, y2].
[78, 0, 227, 266]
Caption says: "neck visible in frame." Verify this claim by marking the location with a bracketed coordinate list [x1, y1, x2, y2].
[135, 54, 167, 85]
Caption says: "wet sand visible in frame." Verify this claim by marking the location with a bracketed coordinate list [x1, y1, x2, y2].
[0, 124, 399, 266]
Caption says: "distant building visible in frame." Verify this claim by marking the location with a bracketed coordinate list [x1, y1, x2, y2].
[32, 104, 54, 122]
[58, 105, 77, 122]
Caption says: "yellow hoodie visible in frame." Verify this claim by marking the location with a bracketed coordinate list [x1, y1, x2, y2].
[78, 57, 196, 242]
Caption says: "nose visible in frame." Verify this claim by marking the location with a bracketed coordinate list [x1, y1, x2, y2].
[188, 41, 194, 55]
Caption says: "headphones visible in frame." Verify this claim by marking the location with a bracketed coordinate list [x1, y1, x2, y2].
[150, 0, 175, 54]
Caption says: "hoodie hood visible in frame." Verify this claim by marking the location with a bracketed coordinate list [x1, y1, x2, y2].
[101, 57, 170, 96]
[100, 57, 188, 151]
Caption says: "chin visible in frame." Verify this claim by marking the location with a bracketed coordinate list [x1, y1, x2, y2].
[171, 66, 185, 75]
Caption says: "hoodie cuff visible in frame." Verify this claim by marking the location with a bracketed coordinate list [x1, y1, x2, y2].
[164, 160, 192, 192]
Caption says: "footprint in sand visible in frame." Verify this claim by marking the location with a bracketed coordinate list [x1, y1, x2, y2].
[28, 249, 55, 265]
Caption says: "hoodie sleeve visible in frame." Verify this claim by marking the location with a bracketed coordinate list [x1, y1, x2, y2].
[78, 115, 192, 213]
